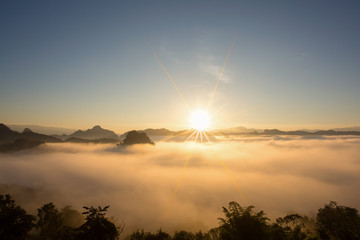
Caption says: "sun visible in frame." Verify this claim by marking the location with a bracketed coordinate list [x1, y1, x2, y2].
[190, 109, 210, 131]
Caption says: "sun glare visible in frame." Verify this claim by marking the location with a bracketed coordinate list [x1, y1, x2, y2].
[190, 109, 210, 131]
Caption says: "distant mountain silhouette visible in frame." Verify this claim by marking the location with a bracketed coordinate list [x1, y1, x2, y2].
[120, 128, 189, 139]
[0, 123, 20, 144]
[8, 124, 76, 135]
[212, 126, 262, 135]
[65, 137, 119, 144]
[332, 126, 360, 132]
[0, 138, 44, 153]
[143, 128, 176, 136]
[68, 125, 119, 140]
[120, 130, 154, 145]
[263, 129, 360, 136]
[0, 123, 61, 144]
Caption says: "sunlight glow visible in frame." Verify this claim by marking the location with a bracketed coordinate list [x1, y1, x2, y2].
[190, 110, 210, 131]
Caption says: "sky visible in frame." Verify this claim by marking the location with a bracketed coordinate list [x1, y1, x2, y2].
[1, 1, 360, 132]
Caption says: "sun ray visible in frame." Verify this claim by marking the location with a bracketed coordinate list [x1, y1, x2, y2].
[161, 129, 193, 142]
[164, 146, 194, 218]
[202, 129, 217, 140]
[216, 153, 249, 206]
[150, 44, 189, 109]
[194, 130, 200, 143]
[202, 130, 211, 143]
[208, 31, 239, 109]
[185, 129, 198, 142]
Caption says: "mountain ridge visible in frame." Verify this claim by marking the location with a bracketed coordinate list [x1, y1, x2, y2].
[68, 125, 119, 140]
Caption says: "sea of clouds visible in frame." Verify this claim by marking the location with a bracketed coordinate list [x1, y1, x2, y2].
[1, 136, 360, 234]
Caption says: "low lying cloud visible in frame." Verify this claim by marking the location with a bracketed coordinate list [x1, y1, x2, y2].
[1, 136, 360, 234]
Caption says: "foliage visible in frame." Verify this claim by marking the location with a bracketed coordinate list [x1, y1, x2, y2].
[316, 201, 360, 240]
[60, 205, 85, 228]
[2, 194, 360, 240]
[77, 205, 120, 240]
[217, 201, 270, 240]
[0, 194, 35, 240]
[271, 214, 310, 240]
[128, 229, 171, 240]
[36, 202, 64, 239]
[173, 230, 195, 240]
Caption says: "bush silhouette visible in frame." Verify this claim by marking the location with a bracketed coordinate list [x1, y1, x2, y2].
[316, 201, 360, 240]
[0, 194, 35, 240]
[77, 205, 120, 240]
[2, 194, 360, 240]
[217, 201, 269, 240]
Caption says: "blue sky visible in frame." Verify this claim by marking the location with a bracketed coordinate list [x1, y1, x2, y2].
[1, 1, 359, 131]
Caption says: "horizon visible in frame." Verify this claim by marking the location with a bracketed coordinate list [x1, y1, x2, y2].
[1, 1, 360, 238]
[4, 122, 360, 136]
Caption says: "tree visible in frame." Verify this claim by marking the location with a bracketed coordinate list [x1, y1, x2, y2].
[273, 214, 308, 240]
[173, 230, 195, 240]
[60, 205, 85, 228]
[36, 202, 65, 239]
[127, 229, 171, 240]
[217, 201, 269, 240]
[77, 205, 120, 240]
[0, 194, 35, 240]
[316, 201, 360, 240]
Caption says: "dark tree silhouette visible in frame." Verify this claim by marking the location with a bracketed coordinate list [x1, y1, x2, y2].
[173, 230, 195, 240]
[272, 214, 308, 240]
[36, 202, 77, 240]
[77, 205, 120, 240]
[217, 201, 269, 240]
[128, 229, 171, 240]
[316, 201, 360, 240]
[60, 205, 84, 228]
[0, 194, 35, 240]
[128, 229, 146, 240]
[37, 203, 62, 239]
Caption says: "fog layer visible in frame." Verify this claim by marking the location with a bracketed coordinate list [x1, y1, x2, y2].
[1, 136, 360, 233]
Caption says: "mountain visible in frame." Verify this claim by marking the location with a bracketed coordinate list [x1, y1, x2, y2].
[120, 130, 154, 145]
[0, 138, 44, 153]
[211, 126, 262, 136]
[0, 123, 20, 144]
[68, 125, 119, 140]
[65, 137, 119, 144]
[7, 124, 76, 135]
[0, 123, 62, 144]
[120, 128, 183, 139]
[20, 128, 62, 142]
[332, 126, 360, 132]
[263, 129, 360, 136]
[143, 128, 176, 136]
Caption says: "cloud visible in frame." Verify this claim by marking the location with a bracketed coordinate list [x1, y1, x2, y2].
[198, 62, 231, 84]
[0, 137, 360, 234]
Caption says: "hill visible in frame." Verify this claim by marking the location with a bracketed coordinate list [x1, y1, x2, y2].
[0, 123, 62, 144]
[120, 130, 154, 145]
[68, 125, 119, 140]
[0, 138, 44, 153]
[7, 124, 76, 135]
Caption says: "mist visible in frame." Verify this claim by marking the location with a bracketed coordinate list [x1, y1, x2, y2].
[1, 136, 360, 234]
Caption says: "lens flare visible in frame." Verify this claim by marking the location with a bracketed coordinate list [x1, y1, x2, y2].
[190, 110, 210, 131]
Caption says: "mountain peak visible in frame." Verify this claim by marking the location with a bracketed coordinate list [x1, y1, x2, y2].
[22, 128, 33, 133]
[0, 123, 11, 131]
[68, 125, 119, 140]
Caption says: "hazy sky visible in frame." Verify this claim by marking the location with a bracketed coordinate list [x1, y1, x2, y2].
[1, 1, 359, 132]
